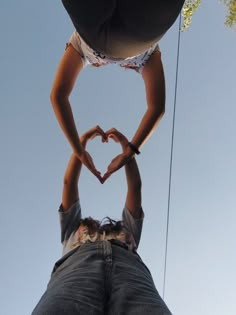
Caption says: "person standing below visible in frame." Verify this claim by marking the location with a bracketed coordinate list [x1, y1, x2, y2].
[32, 126, 172, 315]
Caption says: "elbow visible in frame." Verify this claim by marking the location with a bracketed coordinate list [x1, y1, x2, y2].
[50, 87, 68, 108]
[63, 176, 77, 188]
[151, 102, 165, 121]
[63, 177, 69, 187]
[158, 104, 165, 118]
[147, 104, 165, 131]
[157, 101, 165, 117]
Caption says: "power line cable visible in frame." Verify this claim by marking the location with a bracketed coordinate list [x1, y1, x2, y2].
[162, 15, 182, 299]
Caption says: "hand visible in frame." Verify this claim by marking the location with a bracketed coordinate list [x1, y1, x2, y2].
[78, 149, 103, 183]
[102, 128, 133, 183]
[105, 128, 129, 150]
[80, 125, 107, 147]
[102, 152, 132, 183]
[78, 126, 107, 183]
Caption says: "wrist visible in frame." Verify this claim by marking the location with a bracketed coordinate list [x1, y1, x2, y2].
[127, 142, 140, 155]
[80, 140, 87, 149]
[124, 144, 135, 158]
[79, 136, 87, 149]
[75, 146, 85, 158]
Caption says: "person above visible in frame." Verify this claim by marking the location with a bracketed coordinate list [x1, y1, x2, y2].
[50, 0, 185, 182]
[32, 126, 172, 315]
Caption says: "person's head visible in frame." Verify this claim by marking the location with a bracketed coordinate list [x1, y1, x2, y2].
[79, 217, 100, 233]
[78, 216, 125, 236]
[99, 217, 124, 234]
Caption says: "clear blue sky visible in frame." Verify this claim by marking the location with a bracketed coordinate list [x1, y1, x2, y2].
[1, 2, 235, 314]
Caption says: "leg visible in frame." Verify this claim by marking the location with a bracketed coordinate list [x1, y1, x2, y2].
[108, 245, 172, 315]
[32, 297, 84, 315]
[32, 244, 106, 315]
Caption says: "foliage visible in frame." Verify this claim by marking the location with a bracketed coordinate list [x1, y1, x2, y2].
[181, 0, 236, 31]
[181, 0, 202, 31]
[221, 0, 236, 29]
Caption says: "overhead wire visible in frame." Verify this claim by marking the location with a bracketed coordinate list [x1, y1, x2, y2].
[162, 14, 182, 299]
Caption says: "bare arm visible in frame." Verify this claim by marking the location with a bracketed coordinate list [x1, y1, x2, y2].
[103, 51, 165, 181]
[130, 51, 165, 149]
[124, 157, 142, 219]
[50, 44, 102, 182]
[106, 128, 142, 218]
[62, 126, 106, 210]
[62, 153, 82, 210]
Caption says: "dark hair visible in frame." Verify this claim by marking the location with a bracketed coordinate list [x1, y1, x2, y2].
[79, 216, 126, 235]
[99, 217, 125, 235]
[79, 217, 100, 233]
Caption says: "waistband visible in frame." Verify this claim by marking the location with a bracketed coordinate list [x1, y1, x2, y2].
[52, 240, 130, 274]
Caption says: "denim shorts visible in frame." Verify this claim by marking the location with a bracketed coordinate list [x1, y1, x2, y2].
[61, 0, 185, 58]
[32, 240, 171, 314]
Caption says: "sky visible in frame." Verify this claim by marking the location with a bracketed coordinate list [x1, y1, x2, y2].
[0, 1, 236, 315]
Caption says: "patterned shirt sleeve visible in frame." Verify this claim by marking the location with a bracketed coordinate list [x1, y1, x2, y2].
[59, 200, 82, 243]
[122, 207, 144, 250]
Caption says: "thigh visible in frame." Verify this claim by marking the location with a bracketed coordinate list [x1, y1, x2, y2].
[32, 296, 86, 315]
[108, 246, 172, 315]
[32, 245, 106, 315]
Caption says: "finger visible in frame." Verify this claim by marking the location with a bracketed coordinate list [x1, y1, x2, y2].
[89, 129, 104, 141]
[102, 135, 108, 143]
[105, 128, 117, 138]
[95, 126, 107, 142]
[108, 134, 119, 143]
[97, 173, 104, 183]
[86, 157, 96, 170]
[90, 168, 103, 182]
[102, 172, 111, 183]
[86, 126, 104, 140]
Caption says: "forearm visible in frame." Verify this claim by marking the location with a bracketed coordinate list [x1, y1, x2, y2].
[125, 157, 141, 190]
[62, 153, 82, 209]
[63, 135, 89, 184]
[122, 141, 142, 214]
[124, 157, 142, 218]
[130, 104, 165, 150]
[64, 153, 82, 183]
[50, 95, 83, 156]
[131, 50, 165, 151]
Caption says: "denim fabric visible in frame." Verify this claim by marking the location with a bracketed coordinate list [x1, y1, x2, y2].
[61, 0, 185, 58]
[32, 241, 172, 315]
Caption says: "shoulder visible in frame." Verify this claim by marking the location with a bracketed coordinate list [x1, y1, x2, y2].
[67, 31, 88, 67]
[59, 200, 82, 243]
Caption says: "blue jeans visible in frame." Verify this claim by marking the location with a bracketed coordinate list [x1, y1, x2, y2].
[32, 240, 172, 314]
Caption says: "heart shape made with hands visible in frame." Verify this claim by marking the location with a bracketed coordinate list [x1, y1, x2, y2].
[83, 127, 129, 183]
[87, 133, 126, 183]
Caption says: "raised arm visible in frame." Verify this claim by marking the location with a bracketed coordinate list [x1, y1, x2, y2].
[62, 126, 106, 210]
[103, 51, 165, 180]
[131, 50, 165, 149]
[50, 44, 102, 182]
[105, 128, 142, 218]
